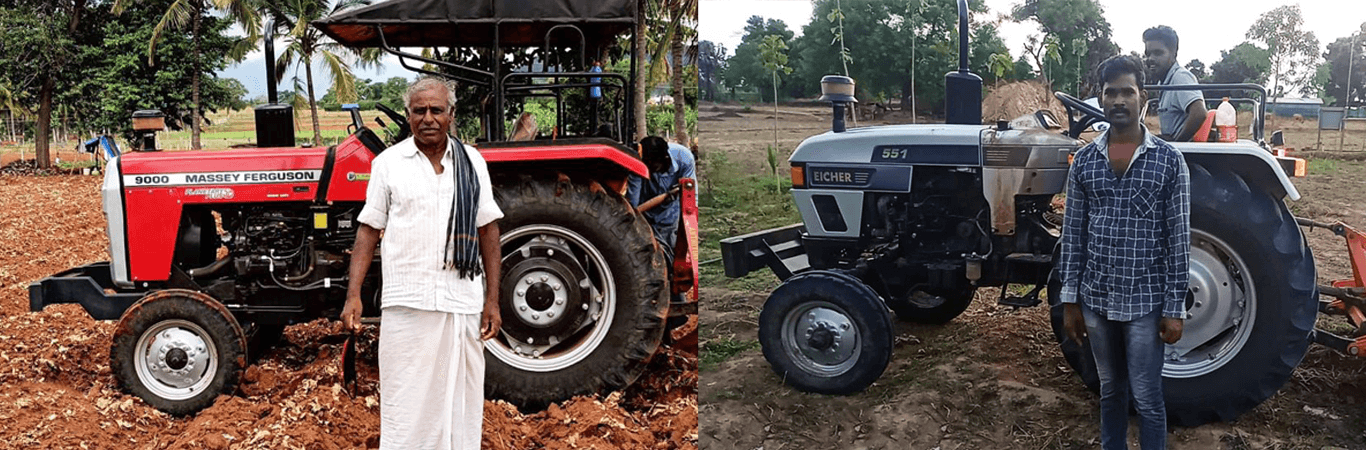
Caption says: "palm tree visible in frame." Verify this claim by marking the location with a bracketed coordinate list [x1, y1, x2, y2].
[266, 0, 380, 147]
[658, 0, 697, 146]
[113, 0, 260, 150]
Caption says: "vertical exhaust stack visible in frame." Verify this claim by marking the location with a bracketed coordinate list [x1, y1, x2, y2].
[818, 75, 857, 133]
[131, 109, 165, 152]
[255, 19, 296, 148]
[944, 0, 982, 125]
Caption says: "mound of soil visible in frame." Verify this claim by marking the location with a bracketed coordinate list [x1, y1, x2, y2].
[982, 79, 1067, 124]
[0, 174, 697, 449]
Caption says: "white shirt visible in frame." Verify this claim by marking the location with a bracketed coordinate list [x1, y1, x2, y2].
[357, 136, 503, 314]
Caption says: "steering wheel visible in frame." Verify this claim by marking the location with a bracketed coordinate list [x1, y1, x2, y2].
[1054, 91, 1106, 139]
[374, 103, 411, 144]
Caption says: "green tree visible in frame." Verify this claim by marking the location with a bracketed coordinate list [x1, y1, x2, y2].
[1210, 42, 1272, 85]
[113, 0, 260, 150]
[1012, 0, 1116, 95]
[725, 16, 794, 102]
[0, 1, 89, 168]
[1186, 59, 1208, 82]
[698, 40, 726, 101]
[759, 34, 791, 153]
[221, 77, 249, 110]
[266, 0, 381, 147]
[791, 0, 1001, 113]
[70, 1, 240, 145]
[1323, 28, 1366, 107]
[1011, 54, 1036, 80]
[1245, 4, 1320, 98]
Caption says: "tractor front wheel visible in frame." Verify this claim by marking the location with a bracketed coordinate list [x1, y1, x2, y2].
[759, 270, 894, 394]
[110, 289, 246, 416]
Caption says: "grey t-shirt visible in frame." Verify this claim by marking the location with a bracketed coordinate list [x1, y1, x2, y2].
[1155, 63, 1203, 138]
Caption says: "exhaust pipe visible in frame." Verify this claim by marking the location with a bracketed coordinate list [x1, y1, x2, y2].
[943, 0, 982, 125]
[264, 19, 278, 104]
[818, 75, 856, 133]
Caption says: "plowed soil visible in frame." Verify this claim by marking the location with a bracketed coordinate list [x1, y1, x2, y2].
[699, 100, 1366, 450]
[0, 174, 697, 449]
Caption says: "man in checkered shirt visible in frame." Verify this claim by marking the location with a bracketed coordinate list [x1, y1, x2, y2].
[1059, 54, 1190, 450]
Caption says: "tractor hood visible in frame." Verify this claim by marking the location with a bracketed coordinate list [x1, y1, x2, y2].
[313, 0, 637, 48]
[789, 124, 1079, 168]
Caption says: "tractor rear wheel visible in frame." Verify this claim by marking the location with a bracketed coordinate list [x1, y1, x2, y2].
[1049, 162, 1317, 426]
[484, 176, 668, 408]
[110, 289, 247, 416]
[759, 270, 894, 394]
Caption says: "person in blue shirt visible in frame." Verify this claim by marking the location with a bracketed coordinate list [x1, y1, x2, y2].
[626, 136, 696, 265]
[1059, 54, 1189, 450]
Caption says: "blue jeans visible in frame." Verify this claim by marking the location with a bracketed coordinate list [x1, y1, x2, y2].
[1082, 306, 1166, 450]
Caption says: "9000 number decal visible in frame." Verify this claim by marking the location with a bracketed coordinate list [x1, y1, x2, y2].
[131, 175, 170, 185]
[123, 170, 321, 187]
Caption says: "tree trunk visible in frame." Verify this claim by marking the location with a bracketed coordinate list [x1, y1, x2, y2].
[910, 37, 917, 124]
[772, 71, 778, 151]
[36, 77, 53, 169]
[305, 56, 322, 147]
[634, 0, 648, 141]
[671, 18, 687, 146]
[191, 9, 202, 150]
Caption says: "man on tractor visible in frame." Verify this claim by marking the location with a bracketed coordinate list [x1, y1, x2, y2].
[342, 77, 504, 450]
[1144, 25, 1208, 142]
[1060, 54, 1189, 450]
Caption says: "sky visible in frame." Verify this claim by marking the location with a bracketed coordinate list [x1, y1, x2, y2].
[218, 41, 411, 101]
[700, 0, 1366, 96]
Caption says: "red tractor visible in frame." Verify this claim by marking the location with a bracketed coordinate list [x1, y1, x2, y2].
[28, 0, 697, 415]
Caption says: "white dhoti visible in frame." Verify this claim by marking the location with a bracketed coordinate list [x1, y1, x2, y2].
[379, 306, 484, 450]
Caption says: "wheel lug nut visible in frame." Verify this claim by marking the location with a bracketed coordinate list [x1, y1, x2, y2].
[540, 275, 549, 282]
[553, 284, 561, 291]
[532, 313, 540, 320]
[548, 249, 555, 256]
[526, 279, 533, 285]
[517, 290, 525, 297]
[841, 323, 850, 330]
[519, 305, 527, 311]
[555, 300, 564, 305]
[547, 312, 555, 318]
[581, 303, 589, 310]
[526, 337, 534, 344]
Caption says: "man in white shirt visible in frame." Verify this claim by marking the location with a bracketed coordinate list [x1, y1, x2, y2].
[342, 77, 504, 450]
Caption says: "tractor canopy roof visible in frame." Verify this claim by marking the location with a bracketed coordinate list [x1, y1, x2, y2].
[313, 0, 637, 49]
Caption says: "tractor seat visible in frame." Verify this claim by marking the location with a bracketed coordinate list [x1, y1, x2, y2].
[1190, 110, 1217, 143]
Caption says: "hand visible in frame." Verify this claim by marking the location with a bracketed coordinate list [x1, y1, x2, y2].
[341, 296, 363, 332]
[1063, 303, 1087, 343]
[1160, 317, 1183, 344]
[480, 298, 501, 341]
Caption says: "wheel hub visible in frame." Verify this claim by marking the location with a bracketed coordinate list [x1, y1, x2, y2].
[487, 225, 616, 372]
[787, 305, 859, 369]
[1163, 230, 1256, 378]
[165, 348, 188, 370]
[138, 321, 215, 395]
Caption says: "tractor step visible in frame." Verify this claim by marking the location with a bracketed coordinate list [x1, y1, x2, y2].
[997, 283, 1044, 308]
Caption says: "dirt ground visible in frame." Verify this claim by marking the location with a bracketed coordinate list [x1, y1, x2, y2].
[697, 99, 1366, 450]
[0, 173, 697, 449]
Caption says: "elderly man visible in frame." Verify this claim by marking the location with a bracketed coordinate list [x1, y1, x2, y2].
[342, 77, 503, 450]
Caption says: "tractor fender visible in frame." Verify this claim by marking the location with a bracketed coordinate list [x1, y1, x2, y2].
[1174, 142, 1301, 201]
